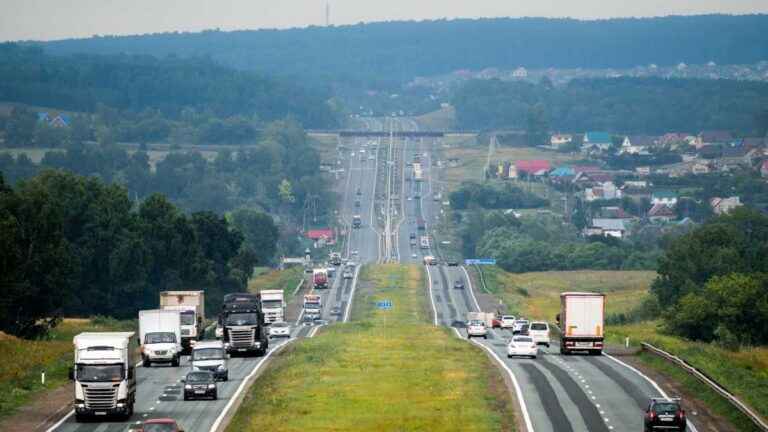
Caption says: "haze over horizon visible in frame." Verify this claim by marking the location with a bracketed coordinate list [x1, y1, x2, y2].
[1, 0, 768, 42]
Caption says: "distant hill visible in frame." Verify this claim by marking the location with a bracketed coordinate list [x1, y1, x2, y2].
[0, 44, 337, 127]
[34, 15, 768, 86]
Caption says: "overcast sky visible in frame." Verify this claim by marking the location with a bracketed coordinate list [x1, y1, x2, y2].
[2, 0, 767, 42]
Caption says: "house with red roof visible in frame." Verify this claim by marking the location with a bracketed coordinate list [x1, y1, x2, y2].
[515, 160, 551, 176]
[306, 229, 334, 241]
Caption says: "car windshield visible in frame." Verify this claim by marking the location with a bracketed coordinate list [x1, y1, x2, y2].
[530, 323, 548, 331]
[145, 332, 176, 344]
[262, 300, 282, 309]
[142, 423, 178, 432]
[186, 372, 214, 383]
[653, 403, 680, 415]
[179, 311, 195, 326]
[76, 364, 124, 382]
[516, 320, 529, 325]
[502, 316, 515, 320]
[513, 337, 533, 343]
[193, 347, 224, 361]
[225, 312, 258, 326]
[272, 322, 288, 328]
[469, 320, 484, 326]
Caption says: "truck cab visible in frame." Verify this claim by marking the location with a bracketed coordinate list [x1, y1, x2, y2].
[259, 290, 285, 324]
[71, 332, 138, 422]
[352, 215, 362, 228]
[220, 293, 269, 356]
[303, 294, 322, 320]
[191, 340, 228, 381]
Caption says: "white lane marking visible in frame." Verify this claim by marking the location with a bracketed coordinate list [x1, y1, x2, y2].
[602, 353, 700, 432]
[425, 265, 438, 326]
[342, 266, 361, 323]
[461, 266, 481, 312]
[208, 340, 294, 432]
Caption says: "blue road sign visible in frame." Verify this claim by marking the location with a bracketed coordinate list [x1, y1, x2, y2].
[376, 300, 393, 310]
[465, 258, 496, 265]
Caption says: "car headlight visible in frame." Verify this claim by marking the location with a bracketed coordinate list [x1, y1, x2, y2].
[217, 364, 225, 371]
[185, 384, 192, 389]
[208, 384, 216, 389]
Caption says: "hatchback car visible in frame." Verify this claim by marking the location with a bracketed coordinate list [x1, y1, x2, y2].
[137, 418, 185, 432]
[343, 270, 353, 279]
[507, 335, 538, 359]
[453, 279, 465, 289]
[447, 259, 459, 266]
[644, 398, 687, 431]
[500, 315, 516, 329]
[466, 319, 488, 339]
[512, 319, 530, 335]
[183, 371, 217, 401]
[268, 321, 291, 338]
[529, 321, 551, 347]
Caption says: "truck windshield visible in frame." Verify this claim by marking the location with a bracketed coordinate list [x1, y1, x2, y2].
[179, 311, 196, 326]
[305, 303, 320, 309]
[225, 312, 258, 326]
[76, 364, 124, 382]
[193, 348, 224, 361]
[261, 300, 282, 309]
[145, 332, 176, 344]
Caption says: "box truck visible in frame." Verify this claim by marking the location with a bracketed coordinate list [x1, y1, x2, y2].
[138, 309, 181, 367]
[70, 332, 138, 421]
[259, 290, 285, 324]
[160, 290, 205, 351]
[303, 294, 322, 320]
[313, 268, 329, 289]
[557, 292, 606, 355]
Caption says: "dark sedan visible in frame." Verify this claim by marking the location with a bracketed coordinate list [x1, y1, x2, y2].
[183, 371, 217, 401]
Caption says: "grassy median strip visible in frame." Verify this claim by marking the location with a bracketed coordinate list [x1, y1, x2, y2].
[227, 264, 516, 432]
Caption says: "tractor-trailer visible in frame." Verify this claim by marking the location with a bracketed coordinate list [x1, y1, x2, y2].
[160, 290, 205, 351]
[557, 292, 605, 355]
[138, 309, 181, 367]
[70, 332, 139, 422]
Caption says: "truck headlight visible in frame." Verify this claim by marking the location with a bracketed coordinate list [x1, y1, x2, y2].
[117, 403, 125, 408]
[217, 364, 225, 371]
[185, 384, 192, 389]
[208, 384, 216, 389]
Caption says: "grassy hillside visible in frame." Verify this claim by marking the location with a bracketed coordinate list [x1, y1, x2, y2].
[247, 266, 305, 296]
[227, 264, 516, 432]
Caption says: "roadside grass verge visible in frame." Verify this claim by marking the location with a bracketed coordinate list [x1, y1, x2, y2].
[482, 267, 655, 320]
[227, 264, 516, 432]
[247, 266, 304, 296]
[0, 318, 135, 419]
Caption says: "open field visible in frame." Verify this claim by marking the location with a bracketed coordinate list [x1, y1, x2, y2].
[227, 264, 516, 432]
[0, 318, 134, 419]
[308, 133, 339, 162]
[478, 267, 656, 321]
[247, 266, 305, 295]
[415, 106, 456, 130]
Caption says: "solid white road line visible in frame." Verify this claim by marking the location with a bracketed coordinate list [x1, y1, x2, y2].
[342, 266, 361, 323]
[425, 265, 438, 326]
[461, 266, 482, 312]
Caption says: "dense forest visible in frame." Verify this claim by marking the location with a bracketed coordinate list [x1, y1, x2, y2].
[0, 170, 278, 337]
[0, 44, 338, 128]
[452, 77, 768, 134]
[36, 15, 768, 88]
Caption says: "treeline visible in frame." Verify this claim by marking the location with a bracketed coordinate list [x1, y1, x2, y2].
[653, 207, 768, 345]
[449, 181, 547, 210]
[0, 170, 278, 338]
[0, 120, 332, 217]
[452, 77, 768, 134]
[0, 43, 337, 128]
[38, 15, 768, 87]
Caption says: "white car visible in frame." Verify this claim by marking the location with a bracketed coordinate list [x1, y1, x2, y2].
[343, 270, 353, 279]
[500, 315, 516, 329]
[507, 335, 538, 359]
[466, 319, 487, 339]
[269, 322, 291, 338]
[529, 321, 551, 347]
[512, 319, 530, 334]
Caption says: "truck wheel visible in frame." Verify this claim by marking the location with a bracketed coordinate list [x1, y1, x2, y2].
[75, 413, 86, 423]
[212, 391, 218, 400]
[483, 335, 487, 339]
[546, 343, 550, 348]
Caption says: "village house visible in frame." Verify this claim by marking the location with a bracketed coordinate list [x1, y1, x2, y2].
[588, 218, 628, 238]
[651, 191, 678, 207]
[584, 181, 621, 202]
[635, 166, 652, 176]
[37, 112, 70, 128]
[597, 206, 635, 219]
[618, 135, 658, 155]
[581, 132, 613, 153]
[647, 203, 677, 222]
[710, 197, 743, 215]
[696, 130, 734, 148]
[515, 160, 551, 178]
[690, 162, 711, 175]
[550, 134, 573, 148]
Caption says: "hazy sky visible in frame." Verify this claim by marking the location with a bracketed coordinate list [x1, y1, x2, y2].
[2, 0, 767, 42]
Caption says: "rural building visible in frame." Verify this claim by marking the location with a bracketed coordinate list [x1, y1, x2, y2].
[550, 134, 573, 147]
[582, 132, 613, 153]
[589, 218, 627, 238]
[651, 191, 678, 207]
[647, 203, 677, 222]
[710, 197, 743, 215]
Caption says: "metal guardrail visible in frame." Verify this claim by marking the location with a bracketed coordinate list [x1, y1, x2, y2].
[641, 342, 768, 431]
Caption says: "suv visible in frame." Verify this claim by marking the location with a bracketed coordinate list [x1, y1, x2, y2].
[529, 321, 551, 347]
[644, 398, 686, 431]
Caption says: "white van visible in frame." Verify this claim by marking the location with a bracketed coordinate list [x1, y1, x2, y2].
[529, 321, 551, 347]
[191, 341, 228, 381]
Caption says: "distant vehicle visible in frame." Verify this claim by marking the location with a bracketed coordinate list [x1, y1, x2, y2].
[433, 193, 442, 202]
[356, 188, 362, 196]
[423, 255, 437, 266]
[159, 290, 205, 352]
[191, 340, 228, 381]
[330, 306, 343, 316]
[529, 322, 551, 347]
[507, 335, 538, 359]
[409, 232, 417, 239]
[416, 218, 426, 231]
[500, 315, 516, 329]
[453, 279, 465, 289]
[517, 323, 530, 336]
[491, 316, 502, 329]
[359, 148, 366, 153]
[352, 215, 362, 228]
[447, 259, 459, 266]
[137, 418, 185, 432]
[368, 154, 375, 160]
[343, 270, 353, 279]
[330, 252, 342, 266]
[350, 250, 359, 256]
[411, 252, 418, 259]
[268, 321, 291, 338]
[512, 319, 530, 335]
[326, 266, 336, 277]
[304, 294, 322, 320]
[644, 398, 687, 432]
[313, 268, 329, 289]
[350, 152, 355, 157]
[557, 292, 605, 355]
[183, 371, 217, 401]
[346, 261, 356, 268]
[355, 199, 361, 207]
[139, 309, 181, 367]
[467, 312, 496, 328]
[466, 319, 487, 339]
[260, 290, 285, 324]
[420, 236, 430, 250]
[70, 332, 138, 421]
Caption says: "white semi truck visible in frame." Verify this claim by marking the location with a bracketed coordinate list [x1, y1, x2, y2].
[557, 292, 606, 355]
[303, 294, 322, 320]
[260, 290, 285, 324]
[70, 332, 139, 422]
[160, 290, 205, 351]
[138, 309, 181, 367]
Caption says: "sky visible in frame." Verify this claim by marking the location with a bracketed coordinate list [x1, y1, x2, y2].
[1, 0, 767, 42]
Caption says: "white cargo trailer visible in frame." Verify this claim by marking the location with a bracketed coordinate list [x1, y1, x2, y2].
[558, 292, 605, 355]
